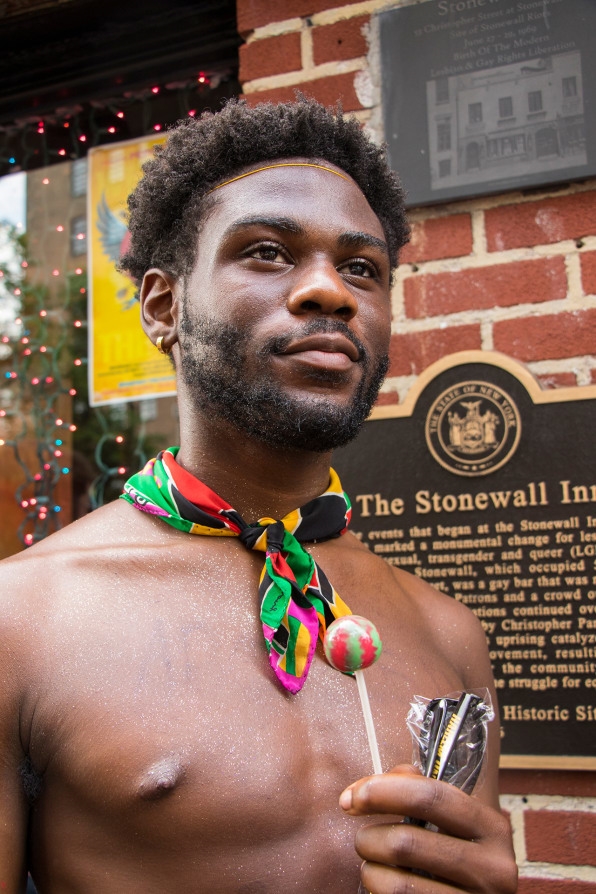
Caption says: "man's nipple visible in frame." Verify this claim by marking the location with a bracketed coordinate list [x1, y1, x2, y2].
[137, 754, 187, 801]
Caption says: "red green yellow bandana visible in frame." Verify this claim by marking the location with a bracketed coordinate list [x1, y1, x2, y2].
[121, 447, 353, 693]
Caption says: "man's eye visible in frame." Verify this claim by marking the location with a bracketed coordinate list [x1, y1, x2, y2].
[248, 245, 285, 263]
[342, 260, 376, 278]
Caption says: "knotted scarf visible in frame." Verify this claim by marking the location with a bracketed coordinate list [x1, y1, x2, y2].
[121, 447, 353, 693]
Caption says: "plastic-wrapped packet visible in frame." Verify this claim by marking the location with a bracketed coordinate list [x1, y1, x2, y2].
[357, 691, 494, 893]
[404, 690, 494, 830]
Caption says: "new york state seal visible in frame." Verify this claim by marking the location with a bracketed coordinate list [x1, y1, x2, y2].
[425, 381, 521, 477]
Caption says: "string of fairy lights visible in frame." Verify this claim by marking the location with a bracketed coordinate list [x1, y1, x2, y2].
[0, 241, 83, 545]
[0, 72, 231, 549]
[0, 213, 154, 548]
[0, 72, 225, 177]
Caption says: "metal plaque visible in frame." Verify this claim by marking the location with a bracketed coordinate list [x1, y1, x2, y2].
[380, 0, 596, 206]
[333, 352, 596, 769]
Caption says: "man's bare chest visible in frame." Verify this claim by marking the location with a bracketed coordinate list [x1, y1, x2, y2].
[25, 539, 465, 840]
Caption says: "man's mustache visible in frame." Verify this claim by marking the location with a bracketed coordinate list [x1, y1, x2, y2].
[260, 318, 366, 363]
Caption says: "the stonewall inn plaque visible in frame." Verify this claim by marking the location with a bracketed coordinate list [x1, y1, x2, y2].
[333, 352, 596, 769]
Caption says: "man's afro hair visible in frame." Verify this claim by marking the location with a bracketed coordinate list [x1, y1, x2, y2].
[119, 97, 410, 283]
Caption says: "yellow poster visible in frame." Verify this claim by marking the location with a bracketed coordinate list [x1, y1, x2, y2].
[88, 135, 175, 405]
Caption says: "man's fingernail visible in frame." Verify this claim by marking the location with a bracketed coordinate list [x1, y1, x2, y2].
[339, 787, 353, 810]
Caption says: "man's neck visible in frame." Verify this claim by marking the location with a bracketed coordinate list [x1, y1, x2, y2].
[176, 413, 335, 521]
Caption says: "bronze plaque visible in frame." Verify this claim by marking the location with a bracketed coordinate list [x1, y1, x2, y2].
[333, 352, 596, 769]
[379, 0, 596, 206]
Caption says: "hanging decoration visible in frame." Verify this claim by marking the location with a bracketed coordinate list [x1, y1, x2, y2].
[0, 228, 80, 546]
[0, 226, 153, 548]
[0, 70, 236, 177]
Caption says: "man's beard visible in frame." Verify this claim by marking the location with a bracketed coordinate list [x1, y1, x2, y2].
[178, 309, 389, 453]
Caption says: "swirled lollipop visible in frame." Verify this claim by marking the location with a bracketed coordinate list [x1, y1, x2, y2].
[324, 615, 383, 774]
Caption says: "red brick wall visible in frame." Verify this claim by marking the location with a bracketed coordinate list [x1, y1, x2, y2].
[237, 1, 596, 887]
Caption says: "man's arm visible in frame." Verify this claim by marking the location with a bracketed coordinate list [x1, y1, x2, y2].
[339, 600, 518, 892]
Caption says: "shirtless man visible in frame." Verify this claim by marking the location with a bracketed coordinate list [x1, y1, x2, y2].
[0, 99, 517, 893]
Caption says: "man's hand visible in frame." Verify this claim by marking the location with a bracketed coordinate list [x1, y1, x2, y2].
[340, 765, 518, 893]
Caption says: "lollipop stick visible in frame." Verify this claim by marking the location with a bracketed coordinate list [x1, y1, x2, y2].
[355, 669, 382, 774]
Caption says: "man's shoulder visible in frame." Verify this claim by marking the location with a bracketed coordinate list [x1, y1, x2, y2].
[323, 533, 489, 674]
[0, 500, 164, 596]
[327, 533, 475, 614]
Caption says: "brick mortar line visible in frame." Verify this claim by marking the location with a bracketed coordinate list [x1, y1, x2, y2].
[532, 355, 596, 366]
[385, 358, 596, 381]
[351, 109, 371, 124]
[471, 208, 486, 256]
[566, 252, 585, 304]
[379, 375, 409, 391]
[501, 794, 596, 812]
[245, 0, 401, 41]
[480, 318, 493, 351]
[529, 357, 596, 386]
[242, 58, 365, 93]
[517, 863, 596, 881]
[301, 25, 314, 71]
[500, 799, 527, 865]
[396, 238, 596, 275]
[404, 178, 596, 219]
[390, 279, 405, 322]
[310, 0, 404, 27]
[388, 296, 596, 334]
[243, 17, 304, 42]
[380, 373, 418, 403]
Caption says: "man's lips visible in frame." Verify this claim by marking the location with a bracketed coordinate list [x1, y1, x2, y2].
[279, 334, 361, 364]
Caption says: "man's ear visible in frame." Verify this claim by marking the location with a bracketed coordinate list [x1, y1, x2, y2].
[139, 269, 180, 353]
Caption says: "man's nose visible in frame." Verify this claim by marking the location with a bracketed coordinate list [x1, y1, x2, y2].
[286, 260, 358, 320]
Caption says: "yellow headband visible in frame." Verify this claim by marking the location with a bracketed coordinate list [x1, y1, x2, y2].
[208, 162, 350, 193]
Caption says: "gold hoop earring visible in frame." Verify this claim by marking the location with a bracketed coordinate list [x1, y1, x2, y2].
[156, 336, 170, 355]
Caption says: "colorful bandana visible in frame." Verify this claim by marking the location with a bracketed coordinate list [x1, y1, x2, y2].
[121, 447, 353, 693]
